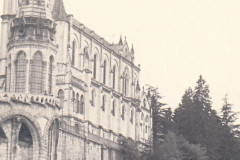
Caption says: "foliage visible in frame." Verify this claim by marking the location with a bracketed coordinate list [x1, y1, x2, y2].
[174, 75, 222, 159]
[119, 137, 140, 160]
[146, 85, 166, 156]
[157, 132, 208, 160]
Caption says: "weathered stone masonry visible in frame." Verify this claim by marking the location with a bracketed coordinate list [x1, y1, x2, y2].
[0, 0, 152, 159]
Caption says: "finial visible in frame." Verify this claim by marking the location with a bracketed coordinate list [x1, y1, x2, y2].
[119, 35, 123, 45]
[131, 44, 134, 53]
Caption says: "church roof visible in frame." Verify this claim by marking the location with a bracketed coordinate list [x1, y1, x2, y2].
[52, 0, 67, 21]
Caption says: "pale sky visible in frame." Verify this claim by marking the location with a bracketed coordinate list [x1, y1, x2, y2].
[1, 0, 240, 114]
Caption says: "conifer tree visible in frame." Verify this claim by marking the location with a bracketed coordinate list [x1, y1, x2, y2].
[219, 94, 240, 160]
[174, 75, 222, 159]
[146, 85, 166, 159]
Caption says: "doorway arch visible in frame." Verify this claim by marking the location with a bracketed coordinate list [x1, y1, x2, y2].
[0, 114, 41, 160]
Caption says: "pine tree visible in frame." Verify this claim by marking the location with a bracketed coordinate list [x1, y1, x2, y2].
[219, 94, 240, 160]
[174, 87, 194, 139]
[174, 75, 222, 159]
[146, 86, 166, 159]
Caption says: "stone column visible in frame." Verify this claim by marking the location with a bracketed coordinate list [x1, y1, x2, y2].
[10, 117, 22, 160]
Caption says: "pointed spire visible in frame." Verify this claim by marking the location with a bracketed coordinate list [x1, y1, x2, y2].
[52, 0, 68, 21]
[131, 44, 134, 53]
[119, 35, 123, 45]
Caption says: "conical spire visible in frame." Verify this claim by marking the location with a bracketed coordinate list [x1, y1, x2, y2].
[131, 44, 134, 53]
[119, 35, 123, 45]
[52, 0, 68, 21]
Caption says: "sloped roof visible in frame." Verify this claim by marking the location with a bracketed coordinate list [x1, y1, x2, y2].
[52, 0, 67, 21]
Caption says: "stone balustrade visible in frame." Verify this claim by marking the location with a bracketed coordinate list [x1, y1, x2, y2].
[0, 92, 60, 108]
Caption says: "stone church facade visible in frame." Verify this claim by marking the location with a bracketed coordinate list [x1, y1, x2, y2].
[0, 0, 152, 159]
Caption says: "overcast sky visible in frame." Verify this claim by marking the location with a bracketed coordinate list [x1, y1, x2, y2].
[1, 0, 240, 114]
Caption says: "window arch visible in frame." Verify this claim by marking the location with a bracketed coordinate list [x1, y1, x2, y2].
[58, 89, 64, 107]
[146, 116, 149, 123]
[102, 95, 106, 111]
[30, 52, 43, 94]
[16, 51, 27, 92]
[143, 99, 146, 108]
[93, 54, 97, 79]
[72, 91, 75, 101]
[91, 89, 96, 106]
[122, 72, 129, 96]
[121, 105, 125, 120]
[130, 109, 134, 123]
[80, 95, 84, 114]
[125, 75, 129, 96]
[103, 60, 107, 85]
[112, 66, 116, 89]
[112, 100, 116, 116]
[48, 56, 54, 94]
[72, 41, 75, 66]
[84, 47, 89, 59]
[76, 93, 80, 113]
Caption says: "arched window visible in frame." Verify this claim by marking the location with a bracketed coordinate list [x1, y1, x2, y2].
[58, 89, 64, 98]
[16, 51, 27, 92]
[122, 73, 129, 96]
[125, 76, 129, 96]
[102, 95, 106, 111]
[93, 54, 97, 79]
[143, 99, 146, 108]
[141, 113, 144, 121]
[146, 116, 149, 123]
[72, 91, 75, 101]
[30, 52, 43, 94]
[112, 66, 116, 89]
[130, 109, 134, 123]
[84, 47, 89, 59]
[76, 93, 80, 113]
[58, 89, 64, 107]
[121, 105, 125, 120]
[80, 95, 84, 114]
[91, 89, 95, 106]
[112, 100, 115, 116]
[103, 60, 106, 85]
[72, 91, 75, 111]
[48, 56, 54, 94]
[72, 41, 75, 66]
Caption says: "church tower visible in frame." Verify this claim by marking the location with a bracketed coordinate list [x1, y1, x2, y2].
[0, 0, 59, 95]
[0, 0, 152, 159]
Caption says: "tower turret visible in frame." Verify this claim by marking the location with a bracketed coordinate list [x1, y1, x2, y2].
[17, 0, 53, 20]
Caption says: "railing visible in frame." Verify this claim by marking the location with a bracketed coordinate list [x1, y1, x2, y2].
[59, 121, 85, 138]
[0, 92, 60, 108]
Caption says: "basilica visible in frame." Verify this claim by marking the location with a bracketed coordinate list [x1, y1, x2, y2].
[0, 0, 152, 159]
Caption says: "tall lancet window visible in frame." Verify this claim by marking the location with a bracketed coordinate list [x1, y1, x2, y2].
[76, 93, 80, 113]
[80, 95, 84, 114]
[102, 95, 106, 111]
[93, 54, 97, 79]
[103, 60, 107, 85]
[48, 56, 54, 94]
[16, 51, 27, 92]
[31, 52, 43, 94]
[72, 41, 75, 66]
[112, 66, 116, 89]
